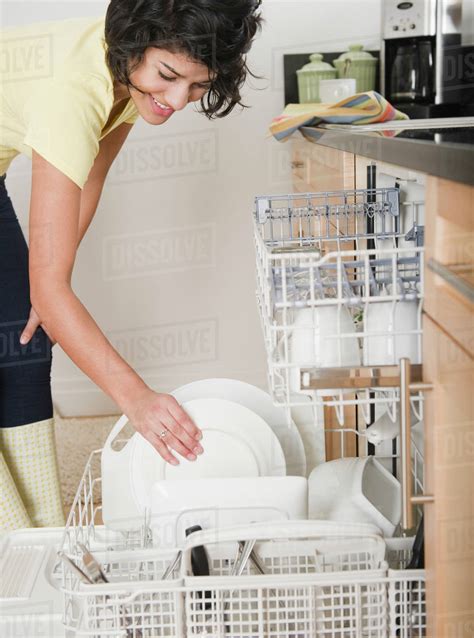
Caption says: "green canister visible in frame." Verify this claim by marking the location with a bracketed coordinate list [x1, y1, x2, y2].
[333, 44, 377, 93]
[296, 53, 337, 103]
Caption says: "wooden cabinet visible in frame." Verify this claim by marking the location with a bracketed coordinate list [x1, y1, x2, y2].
[292, 138, 355, 193]
[422, 176, 474, 637]
[424, 176, 474, 357]
[423, 314, 474, 637]
[292, 139, 474, 636]
[354, 154, 426, 189]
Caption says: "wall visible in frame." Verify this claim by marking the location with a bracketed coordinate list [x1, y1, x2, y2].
[462, 0, 474, 45]
[2, 0, 382, 416]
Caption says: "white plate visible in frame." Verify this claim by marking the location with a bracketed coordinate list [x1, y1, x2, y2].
[171, 378, 306, 476]
[150, 476, 308, 547]
[131, 398, 286, 511]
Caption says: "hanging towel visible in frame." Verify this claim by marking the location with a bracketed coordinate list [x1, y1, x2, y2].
[269, 91, 409, 141]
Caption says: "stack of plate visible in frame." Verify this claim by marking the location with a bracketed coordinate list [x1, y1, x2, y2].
[170, 379, 307, 476]
[101, 379, 309, 537]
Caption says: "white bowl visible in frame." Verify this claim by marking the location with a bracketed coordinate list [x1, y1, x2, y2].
[319, 78, 356, 103]
[150, 476, 308, 547]
[308, 456, 401, 537]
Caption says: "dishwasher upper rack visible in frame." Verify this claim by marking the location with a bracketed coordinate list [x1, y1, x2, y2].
[253, 188, 424, 429]
[254, 188, 423, 312]
[255, 187, 408, 245]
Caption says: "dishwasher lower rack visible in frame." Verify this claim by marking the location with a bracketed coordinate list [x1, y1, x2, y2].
[182, 524, 425, 638]
[53, 452, 427, 637]
[184, 569, 425, 638]
[253, 189, 424, 422]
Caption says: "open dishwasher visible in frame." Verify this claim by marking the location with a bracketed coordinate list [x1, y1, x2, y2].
[1, 181, 429, 637]
[38, 181, 428, 638]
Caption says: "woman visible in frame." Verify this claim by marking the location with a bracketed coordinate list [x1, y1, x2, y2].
[0, 0, 262, 530]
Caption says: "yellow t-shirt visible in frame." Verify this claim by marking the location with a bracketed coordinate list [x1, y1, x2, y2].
[0, 16, 139, 188]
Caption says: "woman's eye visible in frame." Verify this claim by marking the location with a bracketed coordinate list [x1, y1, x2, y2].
[159, 72, 175, 81]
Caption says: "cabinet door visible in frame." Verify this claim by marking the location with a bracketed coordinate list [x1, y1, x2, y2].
[423, 314, 474, 637]
[424, 176, 474, 357]
[292, 139, 354, 193]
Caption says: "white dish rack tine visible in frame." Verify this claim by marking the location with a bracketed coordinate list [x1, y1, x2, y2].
[314, 265, 325, 301]
[304, 200, 312, 240]
[367, 258, 379, 296]
[341, 261, 355, 301]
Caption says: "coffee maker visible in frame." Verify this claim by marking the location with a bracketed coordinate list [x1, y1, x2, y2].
[381, 0, 474, 117]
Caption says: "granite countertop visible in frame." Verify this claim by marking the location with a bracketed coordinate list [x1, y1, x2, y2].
[299, 118, 474, 186]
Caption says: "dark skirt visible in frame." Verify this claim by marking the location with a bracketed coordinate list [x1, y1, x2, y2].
[0, 173, 54, 427]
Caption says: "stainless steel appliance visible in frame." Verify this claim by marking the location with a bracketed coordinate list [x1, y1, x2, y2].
[381, 0, 474, 117]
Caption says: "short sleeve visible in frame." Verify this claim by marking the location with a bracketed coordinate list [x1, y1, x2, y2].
[22, 73, 110, 189]
[124, 110, 139, 125]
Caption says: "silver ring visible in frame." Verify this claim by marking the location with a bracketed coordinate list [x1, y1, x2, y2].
[159, 429, 168, 439]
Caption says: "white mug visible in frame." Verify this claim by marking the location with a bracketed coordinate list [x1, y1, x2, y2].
[288, 306, 361, 394]
[363, 286, 421, 366]
[319, 78, 357, 103]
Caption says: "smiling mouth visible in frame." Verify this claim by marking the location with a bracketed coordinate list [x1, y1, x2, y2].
[153, 96, 170, 109]
[150, 95, 174, 114]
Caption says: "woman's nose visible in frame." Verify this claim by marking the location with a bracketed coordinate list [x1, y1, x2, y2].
[165, 84, 189, 111]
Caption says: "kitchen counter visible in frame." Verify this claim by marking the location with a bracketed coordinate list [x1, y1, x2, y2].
[299, 119, 474, 186]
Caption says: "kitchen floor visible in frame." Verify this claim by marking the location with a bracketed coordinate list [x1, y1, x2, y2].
[53, 410, 131, 513]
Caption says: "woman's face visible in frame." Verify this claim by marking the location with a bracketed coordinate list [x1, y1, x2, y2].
[126, 47, 214, 124]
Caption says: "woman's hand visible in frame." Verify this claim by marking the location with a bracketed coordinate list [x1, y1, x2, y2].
[20, 306, 56, 346]
[126, 387, 204, 465]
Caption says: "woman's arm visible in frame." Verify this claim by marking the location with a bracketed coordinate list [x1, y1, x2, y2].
[20, 123, 131, 342]
[77, 121, 133, 248]
[28, 150, 203, 463]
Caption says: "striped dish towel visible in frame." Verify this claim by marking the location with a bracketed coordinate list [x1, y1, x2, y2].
[270, 91, 409, 141]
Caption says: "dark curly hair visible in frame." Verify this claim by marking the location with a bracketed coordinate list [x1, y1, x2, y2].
[104, 0, 263, 119]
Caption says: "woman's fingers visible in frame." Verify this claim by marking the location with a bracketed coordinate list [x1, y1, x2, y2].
[19, 311, 41, 345]
[19, 307, 57, 347]
[147, 432, 180, 466]
[157, 413, 204, 461]
[128, 390, 205, 466]
[168, 401, 202, 441]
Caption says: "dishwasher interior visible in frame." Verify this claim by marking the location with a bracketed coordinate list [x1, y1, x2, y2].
[39, 171, 430, 637]
[0, 172, 427, 638]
